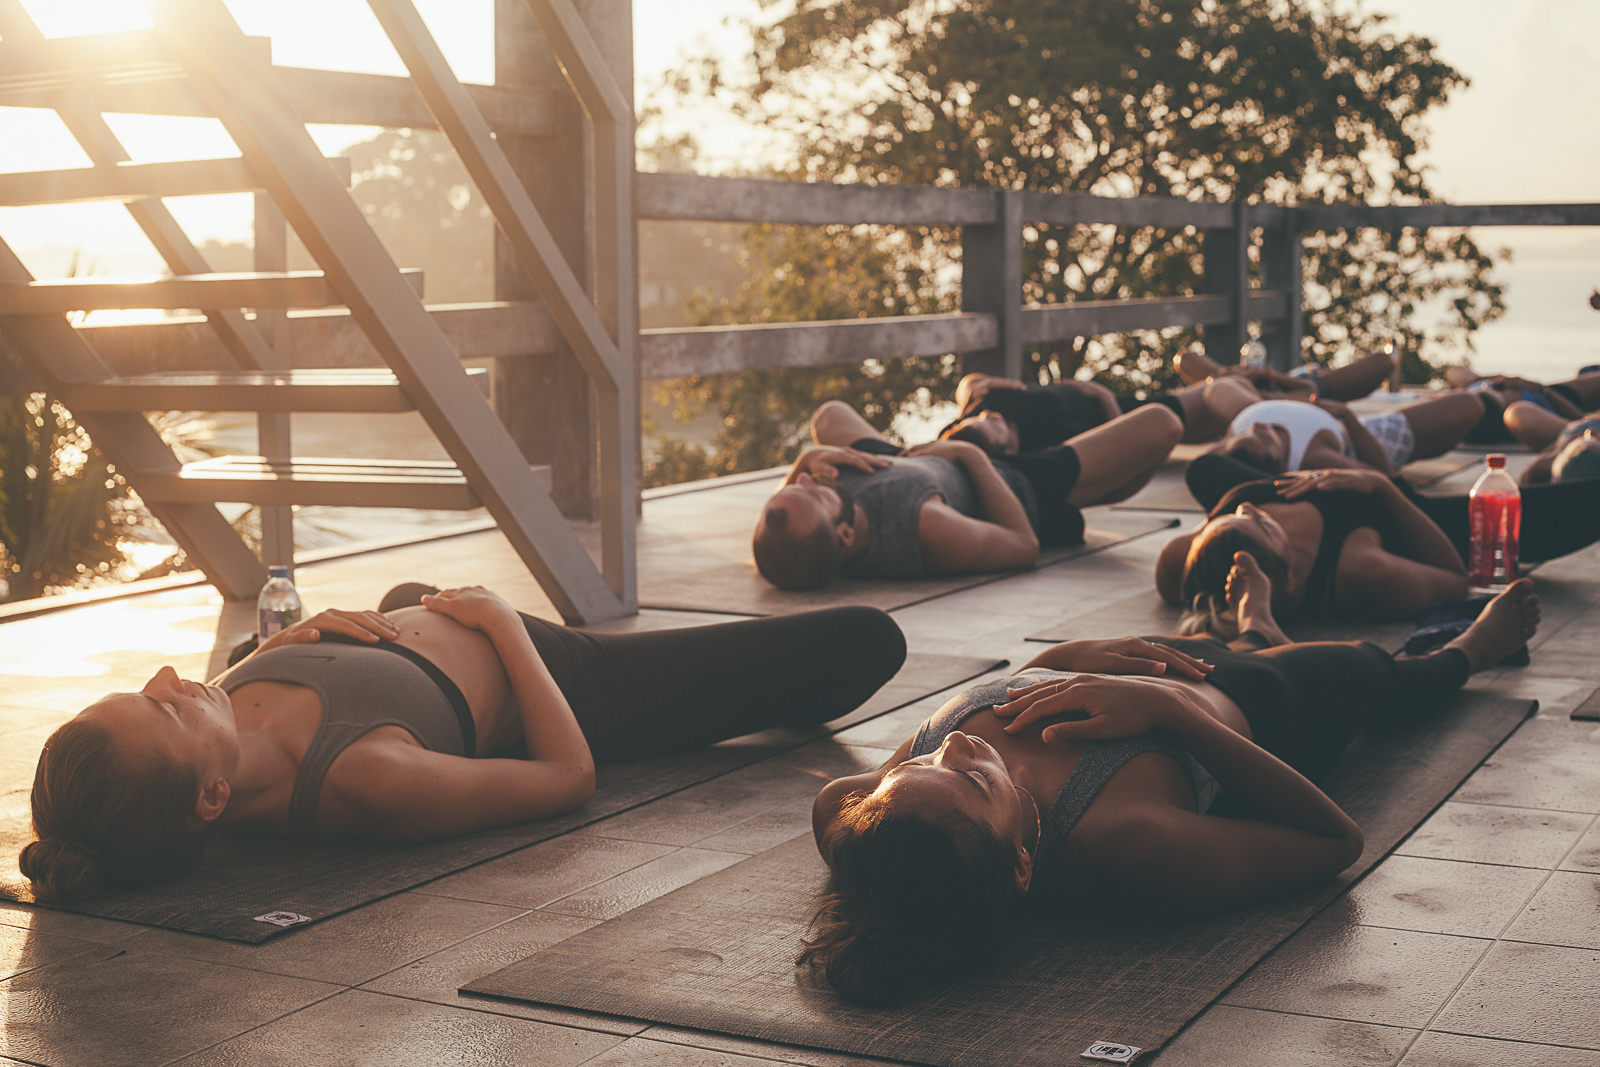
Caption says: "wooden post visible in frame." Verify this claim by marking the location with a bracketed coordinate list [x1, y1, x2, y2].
[493, 0, 597, 519]
[1203, 199, 1249, 364]
[254, 192, 295, 569]
[959, 189, 1023, 379]
[1259, 213, 1303, 372]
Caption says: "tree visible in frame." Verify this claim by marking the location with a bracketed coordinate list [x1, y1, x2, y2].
[0, 394, 133, 601]
[647, 0, 1503, 475]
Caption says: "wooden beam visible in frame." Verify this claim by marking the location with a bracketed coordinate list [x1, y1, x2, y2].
[1018, 190, 1236, 229]
[0, 29, 270, 93]
[1020, 291, 1287, 345]
[1297, 203, 1600, 230]
[637, 172, 1000, 226]
[0, 66, 559, 138]
[70, 301, 564, 376]
[0, 269, 423, 313]
[640, 312, 997, 379]
[0, 157, 352, 206]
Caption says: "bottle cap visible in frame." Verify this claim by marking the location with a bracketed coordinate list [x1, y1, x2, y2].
[1487, 454, 1506, 469]
[268, 565, 292, 578]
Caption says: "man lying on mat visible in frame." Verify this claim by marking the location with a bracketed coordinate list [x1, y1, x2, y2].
[751, 398, 1183, 589]
[20, 585, 904, 901]
[802, 565, 1538, 1005]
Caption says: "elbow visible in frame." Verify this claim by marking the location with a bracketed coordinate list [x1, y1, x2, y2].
[1335, 825, 1365, 874]
[566, 764, 597, 808]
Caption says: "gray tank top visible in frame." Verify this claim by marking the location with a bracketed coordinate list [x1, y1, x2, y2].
[220, 637, 475, 838]
[837, 456, 1039, 579]
[911, 672, 1218, 898]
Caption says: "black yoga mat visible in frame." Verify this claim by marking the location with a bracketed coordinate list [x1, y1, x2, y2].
[0, 652, 1003, 943]
[640, 510, 1180, 616]
[1026, 588, 1417, 652]
[464, 691, 1535, 1067]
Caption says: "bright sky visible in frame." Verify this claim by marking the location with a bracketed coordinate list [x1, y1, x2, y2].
[1, 0, 1595, 368]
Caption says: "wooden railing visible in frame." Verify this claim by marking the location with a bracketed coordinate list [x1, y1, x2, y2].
[635, 171, 1599, 383]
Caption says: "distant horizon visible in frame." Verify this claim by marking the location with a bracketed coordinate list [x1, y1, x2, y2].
[1, 0, 1594, 373]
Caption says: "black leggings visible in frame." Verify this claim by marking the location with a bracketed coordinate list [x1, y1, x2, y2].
[1150, 635, 1470, 785]
[377, 585, 907, 763]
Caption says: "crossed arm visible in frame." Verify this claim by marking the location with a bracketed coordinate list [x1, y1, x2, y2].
[994, 672, 1364, 913]
[254, 589, 596, 841]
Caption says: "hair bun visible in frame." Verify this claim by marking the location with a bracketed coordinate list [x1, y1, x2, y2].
[18, 836, 102, 901]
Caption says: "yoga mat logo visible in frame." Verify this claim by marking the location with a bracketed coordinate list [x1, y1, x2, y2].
[254, 911, 312, 928]
[1082, 1041, 1141, 1063]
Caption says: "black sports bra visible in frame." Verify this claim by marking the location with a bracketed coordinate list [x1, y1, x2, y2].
[1210, 482, 1405, 614]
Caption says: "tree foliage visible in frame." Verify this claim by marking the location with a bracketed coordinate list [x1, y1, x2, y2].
[645, 0, 1503, 478]
[0, 394, 134, 602]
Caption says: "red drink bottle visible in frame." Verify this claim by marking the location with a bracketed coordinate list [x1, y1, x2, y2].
[1468, 454, 1521, 591]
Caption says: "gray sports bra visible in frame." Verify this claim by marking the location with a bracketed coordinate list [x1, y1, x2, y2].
[911, 671, 1218, 897]
[220, 635, 476, 838]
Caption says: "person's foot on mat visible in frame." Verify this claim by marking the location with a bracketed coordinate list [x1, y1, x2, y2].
[378, 582, 439, 613]
[1225, 550, 1291, 648]
[1444, 578, 1540, 673]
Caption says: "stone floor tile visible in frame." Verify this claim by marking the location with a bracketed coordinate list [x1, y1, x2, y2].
[1499, 719, 1600, 764]
[577, 1036, 800, 1067]
[1221, 921, 1489, 1029]
[173, 989, 623, 1066]
[1150, 1005, 1415, 1066]
[577, 764, 822, 847]
[1401, 1032, 1600, 1067]
[360, 911, 647, 1036]
[1432, 941, 1600, 1048]
[0, 943, 336, 1067]
[0, 899, 149, 942]
[640, 1026, 933, 1065]
[414, 835, 676, 909]
[0, 923, 101, 981]
[1330, 855, 1546, 938]
[692, 800, 813, 854]
[1453, 756, 1600, 814]
[541, 847, 745, 921]
[1396, 802, 1592, 869]
[131, 890, 523, 986]
[1502, 871, 1600, 950]
[1561, 819, 1600, 874]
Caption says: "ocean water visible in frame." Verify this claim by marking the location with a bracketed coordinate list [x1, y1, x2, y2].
[1449, 233, 1600, 383]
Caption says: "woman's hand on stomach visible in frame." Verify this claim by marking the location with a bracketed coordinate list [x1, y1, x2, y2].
[418, 586, 521, 633]
[1274, 468, 1387, 498]
[995, 675, 1193, 743]
[1020, 637, 1212, 679]
[258, 609, 399, 653]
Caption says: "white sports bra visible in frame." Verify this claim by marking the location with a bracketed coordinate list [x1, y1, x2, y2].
[1229, 400, 1350, 472]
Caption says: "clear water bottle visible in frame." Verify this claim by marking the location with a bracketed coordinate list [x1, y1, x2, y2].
[1240, 334, 1268, 369]
[1468, 454, 1521, 592]
[257, 565, 303, 639]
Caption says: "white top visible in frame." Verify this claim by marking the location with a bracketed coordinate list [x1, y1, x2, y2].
[1229, 400, 1350, 472]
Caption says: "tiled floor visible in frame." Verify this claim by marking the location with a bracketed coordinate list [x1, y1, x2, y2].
[2, 455, 1599, 1066]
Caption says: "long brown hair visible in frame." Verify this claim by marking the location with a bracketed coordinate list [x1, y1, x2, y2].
[797, 790, 1017, 1005]
[19, 716, 208, 900]
[1178, 523, 1291, 639]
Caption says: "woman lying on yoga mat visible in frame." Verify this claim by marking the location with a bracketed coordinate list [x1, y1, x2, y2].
[21, 585, 904, 901]
[801, 565, 1539, 1005]
[1162, 462, 1600, 633]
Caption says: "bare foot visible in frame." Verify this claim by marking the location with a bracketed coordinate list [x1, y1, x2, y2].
[1226, 551, 1291, 648]
[1445, 578, 1541, 672]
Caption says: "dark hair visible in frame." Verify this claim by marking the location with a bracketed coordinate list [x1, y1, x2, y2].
[19, 716, 207, 900]
[1178, 522, 1291, 639]
[797, 790, 1017, 1005]
[1218, 434, 1286, 477]
[752, 480, 854, 590]
[943, 421, 1002, 454]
